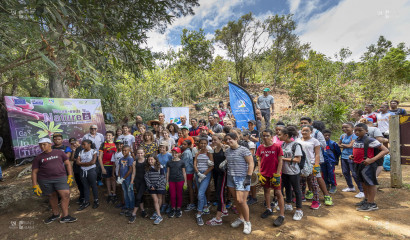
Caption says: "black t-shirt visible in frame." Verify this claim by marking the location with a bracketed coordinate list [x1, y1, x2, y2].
[72, 147, 83, 173]
[134, 160, 146, 181]
[166, 160, 186, 182]
[213, 148, 226, 174]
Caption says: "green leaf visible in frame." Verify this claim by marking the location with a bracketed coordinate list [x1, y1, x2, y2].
[49, 121, 55, 131]
[63, 38, 70, 46]
[52, 123, 61, 132]
[28, 121, 43, 129]
[37, 121, 49, 131]
[38, 51, 59, 69]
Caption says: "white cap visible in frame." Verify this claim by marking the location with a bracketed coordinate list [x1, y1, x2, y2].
[38, 138, 52, 144]
[90, 124, 98, 129]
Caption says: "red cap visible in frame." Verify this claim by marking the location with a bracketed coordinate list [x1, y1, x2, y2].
[171, 147, 181, 153]
[199, 126, 208, 130]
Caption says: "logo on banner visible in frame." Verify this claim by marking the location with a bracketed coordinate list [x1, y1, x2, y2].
[13, 99, 26, 105]
[238, 100, 246, 108]
[48, 99, 55, 104]
[30, 99, 43, 105]
[170, 118, 181, 124]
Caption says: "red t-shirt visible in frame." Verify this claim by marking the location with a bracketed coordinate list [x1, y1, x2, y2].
[178, 136, 195, 147]
[32, 149, 68, 180]
[352, 137, 381, 163]
[99, 141, 117, 166]
[256, 143, 283, 177]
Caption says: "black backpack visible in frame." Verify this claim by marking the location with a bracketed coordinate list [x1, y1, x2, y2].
[283, 142, 307, 170]
[363, 136, 381, 160]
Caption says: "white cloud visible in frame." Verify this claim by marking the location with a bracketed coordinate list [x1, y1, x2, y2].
[297, 0, 410, 60]
[288, 0, 301, 13]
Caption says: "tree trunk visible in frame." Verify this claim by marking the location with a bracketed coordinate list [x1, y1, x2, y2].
[48, 60, 69, 98]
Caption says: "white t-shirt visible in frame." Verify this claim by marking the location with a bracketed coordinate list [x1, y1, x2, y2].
[296, 138, 320, 164]
[111, 151, 124, 176]
[79, 149, 97, 171]
[376, 112, 391, 133]
[281, 141, 303, 175]
[119, 134, 135, 149]
[192, 145, 214, 156]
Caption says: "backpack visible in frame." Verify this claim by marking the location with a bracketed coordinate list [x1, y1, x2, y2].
[283, 142, 311, 176]
[363, 136, 381, 160]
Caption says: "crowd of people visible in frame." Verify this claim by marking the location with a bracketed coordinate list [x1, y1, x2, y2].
[31, 92, 406, 235]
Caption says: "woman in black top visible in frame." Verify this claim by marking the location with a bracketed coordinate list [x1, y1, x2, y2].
[129, 148, 148, 223]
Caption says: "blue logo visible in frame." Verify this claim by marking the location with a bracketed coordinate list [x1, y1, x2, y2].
[13, 99, 26, 105]
[31, 99, 43, 105]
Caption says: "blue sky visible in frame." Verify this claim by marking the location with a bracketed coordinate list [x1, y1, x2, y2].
[146, 0, 410, 61]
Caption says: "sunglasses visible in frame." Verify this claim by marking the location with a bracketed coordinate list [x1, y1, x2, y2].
[90, 128, 97, 130]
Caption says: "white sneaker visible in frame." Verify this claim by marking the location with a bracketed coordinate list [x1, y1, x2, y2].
[243, 221, 252, 234]
[355, 192, 365, 198]
[293, 210, 303, 221]
[231, 218, 244, 228]
[285, 204, 293, 211]
[342, 187, 356, 192]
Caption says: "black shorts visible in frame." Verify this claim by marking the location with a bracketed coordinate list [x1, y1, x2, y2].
[38, 176, 69, 195]
[354, 162, 378, 186]
[376, 157, 384, 167]
[102, 166, 113, 178]
[382, 133, 389, 139]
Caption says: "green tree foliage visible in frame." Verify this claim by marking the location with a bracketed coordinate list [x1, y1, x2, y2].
[180, 28, 214, 70]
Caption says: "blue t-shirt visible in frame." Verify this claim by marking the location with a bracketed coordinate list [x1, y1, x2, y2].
[157, 153, 172, 174]
[340, 133, 357, 159]
[119, 155, 134, 182]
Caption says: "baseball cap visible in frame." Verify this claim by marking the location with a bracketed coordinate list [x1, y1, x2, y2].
[248, 120, 256, 125]
[181, 126, 189, 130]
[69, 137, 77, 143]
[38, 138, 52, 144]
[171, 147, 181, 153]
[115, 139, 124, 144]
[199, 126, 208, 130]
[263, 88, 270, 92]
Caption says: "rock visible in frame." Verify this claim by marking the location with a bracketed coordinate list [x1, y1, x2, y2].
[17, 165, 32, 178]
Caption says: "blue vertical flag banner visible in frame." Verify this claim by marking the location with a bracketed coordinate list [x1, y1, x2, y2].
[228, 82, 257, 130]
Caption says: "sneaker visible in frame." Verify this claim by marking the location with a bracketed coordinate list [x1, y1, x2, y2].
[175, 209, 182, 218]
[231, 218, 244, 228]
[355, 192, 365, 198]
[342, 187, 356, 192]
[106, 195, 112, 203]
[261, 209, 274, 219]
[59, 215, 77, 223]
[76, 198, 84, 205]
[97, 180, 103, 186]
[355, 199, 367, 207]
[231, 206, 239, 215]
[273, 216, 285, 227]
[184, 204, 196, 212]
[243, 221, 252, 234]
[247, 198, 258, 205]
[305, 191, 313, 200]
[326, 184, 331, 191]
[92, 200, 99, 209]
[77, 202, 90, 211]
[141, 210, 148, 218]
[310, 201, 321, 210]
[44, 214, 60, 224]
[150, 212, 159, 220]
[203, 206, 210, 215]
[160, 204, 167, 213]
[168, 209, 176, 218]
[285, 204, 293, 211]
[206, 217, 222, 226]
[196, 214, 204, 226]
[111, 195, 118, 204]
[329, 186, 337, 194]
[293, 210, 303, 221]
[324, 195, 333, 206]
[226, 201, 232, 209]
[128, 215, 136, 223]
[302, 196, 306, 202]
[221, 210, 229, 217]
[154, 216, 163, 225]
[125, 210, 132, 217]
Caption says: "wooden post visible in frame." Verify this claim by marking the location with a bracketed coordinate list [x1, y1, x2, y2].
[389, 115, 402, 188]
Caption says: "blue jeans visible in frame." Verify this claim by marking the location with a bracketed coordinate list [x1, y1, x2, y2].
[122, 180, 135, 209]
[0, 166, 2, 179]
[320, 161, 336, 186]
[341, 158, 363, 192]
[195, 172, 211, 212]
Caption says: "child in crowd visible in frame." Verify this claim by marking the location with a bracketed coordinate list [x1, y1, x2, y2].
[178, 126, 195, 147]
[273, 121, 286, 146]
[112, 139, 125, 207]
[134, 125, 145, 150]
[181, 140, 196, 211]
[339, 122, 363, 198]
[52, 133, 72, 158]
[117, 145, 134, 216]
[158, 142, 172, 213]
[98, 131, 117, 203]
[167, 123, 180, 142]
[194, 137, 214, 226]
[145, 155, 166, 225]
[322, 129, 341, 194]
[166, 147, 187, 218]
[129, 148, 148, 223]
[242, 131, 257, 205]
[119, 125, 135, 155]
[76, 139, 99, 211]
[256, 129, 285, 227]
[278, 126, 303, 221]
[141, 131, 158, 158]
[160, 129, 176, 152]
[114, 128, 123, 142]
[352, 123, 389, 211]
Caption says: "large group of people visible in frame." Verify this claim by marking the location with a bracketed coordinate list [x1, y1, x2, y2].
[30, 90, 406, 235]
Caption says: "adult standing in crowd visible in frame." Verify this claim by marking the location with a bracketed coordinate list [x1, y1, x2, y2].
[189, 118, 200, 137]
[376, 104, 391, 139]
[362, 104, 377, 123]
[257, 88, 274, 129]
[208, 114, 223, 134]
[131, 115, 148, 134]
[159, 113, 169, 128]
[178, 115, 191, 129]
[32, 138, 77, 224]
[83, 124, 105, 185]
[389, 100, 407, 115]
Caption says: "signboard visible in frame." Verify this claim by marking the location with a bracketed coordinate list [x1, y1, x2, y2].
[399, 115, 410, 165]
[4, 96, 106, 159]
[228, 81, 256, 130]
[161, 107, 189, 125]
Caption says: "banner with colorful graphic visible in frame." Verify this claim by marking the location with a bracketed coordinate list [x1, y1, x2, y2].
[228, 82, 257, 130]
[161, 107, 190, 125]
[4, 96, 106, 159]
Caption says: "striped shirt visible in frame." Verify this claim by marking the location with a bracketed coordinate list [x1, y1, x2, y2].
[196, 153, 210, 172]
[226, 146, 251, 177]
[144, 167, 166, 190]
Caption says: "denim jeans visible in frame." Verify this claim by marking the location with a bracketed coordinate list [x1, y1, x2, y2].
[122, 180, 135, 209]
[195, 172, 211, 212]
[320, 161, 336, 186]
[341, 158, 363, 192]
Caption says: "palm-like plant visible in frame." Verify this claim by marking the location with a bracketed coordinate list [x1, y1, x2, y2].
[28, 121, 63, 138]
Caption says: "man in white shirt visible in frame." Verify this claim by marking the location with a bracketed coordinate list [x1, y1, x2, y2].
[178, 115, 191, 128]
[376, 104, 391, 139]
[257, 88, 274, 129]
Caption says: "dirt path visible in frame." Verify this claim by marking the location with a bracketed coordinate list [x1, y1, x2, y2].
[1, 165, 409, 240]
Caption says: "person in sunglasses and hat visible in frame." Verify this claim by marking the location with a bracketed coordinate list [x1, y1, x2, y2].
[257, 88, 275, 129]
